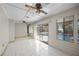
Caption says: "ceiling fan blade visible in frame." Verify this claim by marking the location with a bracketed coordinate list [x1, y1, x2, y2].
[40, 10, 48, 14]
[25, 4, 36, 9]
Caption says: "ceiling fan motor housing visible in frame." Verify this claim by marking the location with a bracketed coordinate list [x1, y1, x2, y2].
[35, 3, 42, 10]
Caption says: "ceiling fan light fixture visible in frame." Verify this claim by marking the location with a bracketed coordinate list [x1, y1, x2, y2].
[36, 10, 40, 14]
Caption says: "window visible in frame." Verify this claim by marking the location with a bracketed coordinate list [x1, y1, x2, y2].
[57, 16, 74, 42]
[57, 19, 64, 40]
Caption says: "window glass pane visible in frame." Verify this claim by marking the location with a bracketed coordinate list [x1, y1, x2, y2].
[57, 19, 64, 40]
[57, 16, 74, 42]
[37, 24, 48, 44]
[64, 16, 74, 42]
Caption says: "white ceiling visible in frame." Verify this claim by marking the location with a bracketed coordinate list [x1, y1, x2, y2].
[1, 3, 79, 23]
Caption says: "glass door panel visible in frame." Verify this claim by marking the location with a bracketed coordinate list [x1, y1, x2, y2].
[37, 24, 48, 44]
[37, 25, 43, 41]
[42, 24, 48, 43]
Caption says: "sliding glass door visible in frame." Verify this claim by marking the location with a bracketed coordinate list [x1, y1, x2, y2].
[37, 24, 48, 44]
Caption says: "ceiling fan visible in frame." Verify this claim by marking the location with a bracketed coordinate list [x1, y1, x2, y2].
[25, 3, 48, 14]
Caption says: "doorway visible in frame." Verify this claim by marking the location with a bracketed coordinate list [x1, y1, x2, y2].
[37, 24, 49, 44]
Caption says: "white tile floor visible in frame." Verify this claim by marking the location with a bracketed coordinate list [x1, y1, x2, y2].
[3, 38, 68, 56]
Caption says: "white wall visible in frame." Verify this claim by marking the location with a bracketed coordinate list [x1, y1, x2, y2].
[9, 19, 15, 42]
[15, 23, 27, 38]
[34, 6, 79, 55]
[0, 6, 9, 55]
[48, 7, 79, 55]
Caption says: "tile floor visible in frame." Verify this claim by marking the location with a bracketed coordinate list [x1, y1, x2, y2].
[3, 38, 68, 56]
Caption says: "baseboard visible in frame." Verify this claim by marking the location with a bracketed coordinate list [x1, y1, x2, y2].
[15, 36, 33, 39]
[15, 36, 27, 39]
[1, 42, 9, 56]
[1, 39, 16, 56]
